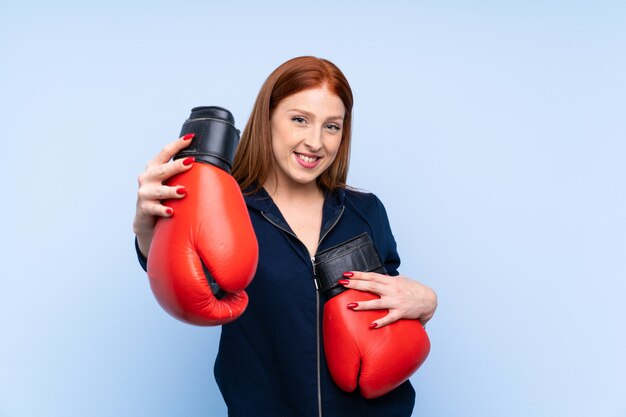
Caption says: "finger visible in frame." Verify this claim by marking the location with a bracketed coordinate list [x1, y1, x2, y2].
[342, 270, 389, 282]
[137, 200, 175, 218]
[339, 277, 386, 294]
[347, 298, 386, 311]
[141, 155, 195, 183]
[139, 184, 188, 201]
[370, 311, 401, 329]
[147, 133, 195, 168]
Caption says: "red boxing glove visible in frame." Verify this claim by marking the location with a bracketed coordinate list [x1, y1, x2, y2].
[147, 107, 258, 326]
[315, 233, 430, 399]
[323, 290, 430, 398]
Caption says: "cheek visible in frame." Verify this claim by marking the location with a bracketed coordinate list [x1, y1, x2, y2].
[270, 131, 286, 156]
[328, 138, 343, 159]
[271, 124, 296, 153]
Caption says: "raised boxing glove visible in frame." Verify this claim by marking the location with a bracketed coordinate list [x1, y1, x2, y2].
[315, 233, 430, 399]
[147, 107, 258, 326]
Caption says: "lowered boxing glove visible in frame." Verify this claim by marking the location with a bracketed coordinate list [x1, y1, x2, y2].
[315, 233, 430, 399]
[147, 106, 258, 326]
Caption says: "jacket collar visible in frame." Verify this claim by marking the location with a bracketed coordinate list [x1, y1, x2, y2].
[242, 186, 275, 212]
[243, 185, 345, 213]
[244, 185, 346, 244]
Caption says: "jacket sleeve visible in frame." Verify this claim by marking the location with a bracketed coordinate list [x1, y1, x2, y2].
[135, 237, 148, 272]
[373, 195, 401, 276]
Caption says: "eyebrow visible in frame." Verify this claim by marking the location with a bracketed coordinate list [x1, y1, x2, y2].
[288, 108, 344, 121]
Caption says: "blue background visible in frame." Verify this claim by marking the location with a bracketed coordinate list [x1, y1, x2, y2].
[1, 1, 625, 416]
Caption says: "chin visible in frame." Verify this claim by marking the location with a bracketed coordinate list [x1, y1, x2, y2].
[284, 172, 319, 186]
[284, 168, 321, 185]
[292, 177, 319, 186]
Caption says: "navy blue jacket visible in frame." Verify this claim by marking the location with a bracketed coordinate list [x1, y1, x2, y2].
[137, 187, 415, 416]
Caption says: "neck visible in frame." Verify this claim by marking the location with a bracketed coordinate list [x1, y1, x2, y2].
[263, 177, 324, 205]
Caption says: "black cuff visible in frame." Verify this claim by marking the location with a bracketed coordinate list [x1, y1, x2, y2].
[134, 236, 148, 272]
[313, 232, 387, 300]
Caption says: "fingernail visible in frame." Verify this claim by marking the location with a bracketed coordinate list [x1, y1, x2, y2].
[176, 187, 187, 195]
[338, 279, 350, 286]
[369, 323, 378, 329]
[165, 208, 173, 215]
[342, 272, 354, 278]
[183, 156, 195, 166]
[182, 133, 195, 140]
[347, 303, 358, 309]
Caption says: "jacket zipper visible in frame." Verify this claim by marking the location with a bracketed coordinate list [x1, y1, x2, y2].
[311, 256, 322, 417]
[312, 206, 344, 417]
[262, 206, 345, 417]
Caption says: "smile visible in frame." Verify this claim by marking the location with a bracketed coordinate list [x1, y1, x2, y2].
[294, 152, 322, 168]
[296, 153, 319, 163]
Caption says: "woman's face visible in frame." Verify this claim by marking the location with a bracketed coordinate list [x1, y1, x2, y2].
[269, 86, 345, 190]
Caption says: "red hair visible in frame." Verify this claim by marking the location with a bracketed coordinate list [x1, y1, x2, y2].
[232, 56, 354, 193]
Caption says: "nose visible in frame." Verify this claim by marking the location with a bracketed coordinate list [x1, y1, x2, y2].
[303, 125, 323, 151]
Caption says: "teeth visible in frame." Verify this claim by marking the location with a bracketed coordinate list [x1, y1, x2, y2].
[297, 153, 318, 163]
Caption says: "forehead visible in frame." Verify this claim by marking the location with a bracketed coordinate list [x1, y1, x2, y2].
[276, 87, 346, 117]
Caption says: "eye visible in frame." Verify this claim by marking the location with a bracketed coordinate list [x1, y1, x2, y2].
[291, 116, 307, 125]
[325, 123, 342, 132]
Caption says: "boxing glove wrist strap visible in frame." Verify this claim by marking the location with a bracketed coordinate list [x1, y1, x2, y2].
[314, 233, 387, 299]
[174, 106, 241, 173]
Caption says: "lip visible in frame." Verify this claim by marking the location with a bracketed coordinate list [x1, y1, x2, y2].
[294, 152, 322, 169]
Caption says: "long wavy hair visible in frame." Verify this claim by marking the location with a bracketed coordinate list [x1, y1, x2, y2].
[231, 56, 354, 193]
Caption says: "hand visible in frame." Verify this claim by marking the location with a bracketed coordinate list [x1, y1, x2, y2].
[133, 133, 196, 256]
[339, 271, 437, 329]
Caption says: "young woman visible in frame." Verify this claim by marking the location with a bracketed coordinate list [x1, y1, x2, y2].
[133, 56, 437, 417]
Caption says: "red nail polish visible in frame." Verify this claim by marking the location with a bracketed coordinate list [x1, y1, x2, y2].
[183, 156, 195, 166]
[165, 208, 173, 215]
[182, 133, 195, 140]
[369, 323, 378, 329]
[176, 187, 187, 195]
[342, 272, 354, 278]
[347, 303, 358, 309]
[338, 279, 350, 285]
